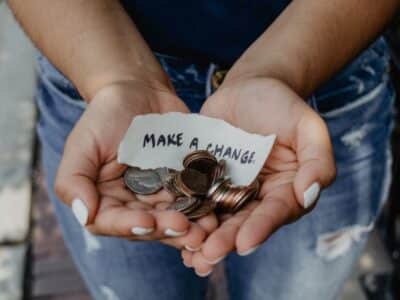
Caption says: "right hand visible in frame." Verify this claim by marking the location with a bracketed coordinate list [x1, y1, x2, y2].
[55, 81, 218, 250]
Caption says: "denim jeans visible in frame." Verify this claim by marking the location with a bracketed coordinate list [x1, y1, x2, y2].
[35, 37, 395, 300]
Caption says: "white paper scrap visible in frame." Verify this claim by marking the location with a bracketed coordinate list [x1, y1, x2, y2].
[118, 113, 276, 185]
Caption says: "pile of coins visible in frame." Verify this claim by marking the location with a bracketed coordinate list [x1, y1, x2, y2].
[124, 150, 259, 220]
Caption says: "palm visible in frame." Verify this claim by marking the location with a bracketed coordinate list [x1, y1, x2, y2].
[56, 82, 218, 248]
[183, 78, 335, 274]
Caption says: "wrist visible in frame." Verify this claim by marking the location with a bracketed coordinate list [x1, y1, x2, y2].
[222, 56, 311, 98]
[88, 78, 185, 116]
[80, 69, 175, 102]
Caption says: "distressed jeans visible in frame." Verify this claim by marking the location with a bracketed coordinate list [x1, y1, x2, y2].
[35, 37, 395, 300]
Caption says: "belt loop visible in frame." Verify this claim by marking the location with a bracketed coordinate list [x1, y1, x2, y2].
[205, 63, 218, 97]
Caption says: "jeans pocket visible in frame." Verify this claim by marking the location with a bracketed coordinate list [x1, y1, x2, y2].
[35, 57, 86, 154]
[312, 38, 390, 118]
[37, 55, 86, 110]
[314, 79, 389, 119]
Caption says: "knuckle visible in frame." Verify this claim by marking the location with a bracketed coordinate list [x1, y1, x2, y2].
[166, 211, 190, 228]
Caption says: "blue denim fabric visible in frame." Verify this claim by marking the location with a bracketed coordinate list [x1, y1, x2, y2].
[35, 37, 395, 300]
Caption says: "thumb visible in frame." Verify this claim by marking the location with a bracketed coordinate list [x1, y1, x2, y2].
[54, 132, 100, 226]
[293, 113, 336, 210]
[200, 92, 232, 122]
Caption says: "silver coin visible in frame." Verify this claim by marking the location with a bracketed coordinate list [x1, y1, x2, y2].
[155, 167, 178, 183]
[124, 167, 163, 195]
[162, 172, 183, 197]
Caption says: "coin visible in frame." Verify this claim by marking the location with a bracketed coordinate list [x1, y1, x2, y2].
[177, 168, 210, 196]
[162, 172, 183, 197]
[183, 150, 218, 174]
[230, 180, 260, 213]
[211, 159, 226, 184]
[167, 196, 200, 214]
[186, 200, 216, 220]
[155, 167, 177, 183]
[207, 177, 231, 198]
[124, 167, 163, 195]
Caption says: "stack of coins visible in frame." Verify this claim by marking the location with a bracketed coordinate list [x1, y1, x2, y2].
[124, 150, 259, 220]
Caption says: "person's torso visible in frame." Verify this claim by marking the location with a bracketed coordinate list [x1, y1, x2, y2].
[121, 0, 292, 66]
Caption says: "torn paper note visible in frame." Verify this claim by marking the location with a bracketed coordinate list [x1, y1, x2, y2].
[118, 113, 276, 185]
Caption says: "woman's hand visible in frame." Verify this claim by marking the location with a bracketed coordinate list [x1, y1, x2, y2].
[55, 81, 218, 250]
[182, 77, 336, 276]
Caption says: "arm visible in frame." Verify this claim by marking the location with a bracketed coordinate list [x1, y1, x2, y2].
[185, 1, 399, 275]
[225, 0, 400, 97]
[8, 0, 171, 100]
[8, 0, 216, 249]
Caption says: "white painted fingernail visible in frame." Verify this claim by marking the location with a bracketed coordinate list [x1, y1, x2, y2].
[185, 245, 201, 252]
[303, 182, 321, 209]
[165, 228, 187, 237]
[131, 227, 154, 236]
[196, 270, 212, 277]
[238, 245, 260, 256]
[72, 198, 88, 226]
[206, 256, 226, 265]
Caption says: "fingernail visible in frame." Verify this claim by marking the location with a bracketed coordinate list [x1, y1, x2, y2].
[196, 270, 212, 277]
[303, 182, 321, 209]
[238, 245, 260, 256]
[131, 227, 154, 236]
[165, 228, 187, 237]
[205, 256, 226, 265]
[185, 245, 201, 252]
[72, 198, 88, 226]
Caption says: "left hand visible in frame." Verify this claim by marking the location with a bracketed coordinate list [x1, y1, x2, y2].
[181, 77, 336, 276]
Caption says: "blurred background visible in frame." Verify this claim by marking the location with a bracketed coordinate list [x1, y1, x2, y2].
[1, 1, 400, 299]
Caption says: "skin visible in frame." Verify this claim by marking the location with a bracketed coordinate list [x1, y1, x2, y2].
[182, 0, 400, 276]
[8, 0, 218, 250]
[8, 0, 400, 277]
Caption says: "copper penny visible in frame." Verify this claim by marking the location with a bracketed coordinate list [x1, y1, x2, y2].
[179, 168, 210, 196]
[186, 200, 216, 220]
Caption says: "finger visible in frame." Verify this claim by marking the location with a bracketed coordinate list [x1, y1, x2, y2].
[191, 251, 214, 277]
[88, 198, 156, 237]
[161, 222, 206, 251]
[97, 178, 137, 202]
[150, 209, 191, 238]
[181, 249, 194, 267]
[55, 131, 99, 226]
[200, 208, 251, 264]
[195, 212, 219, 234]
[236, 186, 302, 255]
[97, 160, 126, 182]
[111, 208, 191, 240]
[125, 200, 153, 210]
[294, 112, 336, 209]
[136, 189, 175, 206]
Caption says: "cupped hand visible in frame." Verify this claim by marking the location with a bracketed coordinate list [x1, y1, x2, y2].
[183, 77, 336, 276]
[55, 81, 218, 250]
